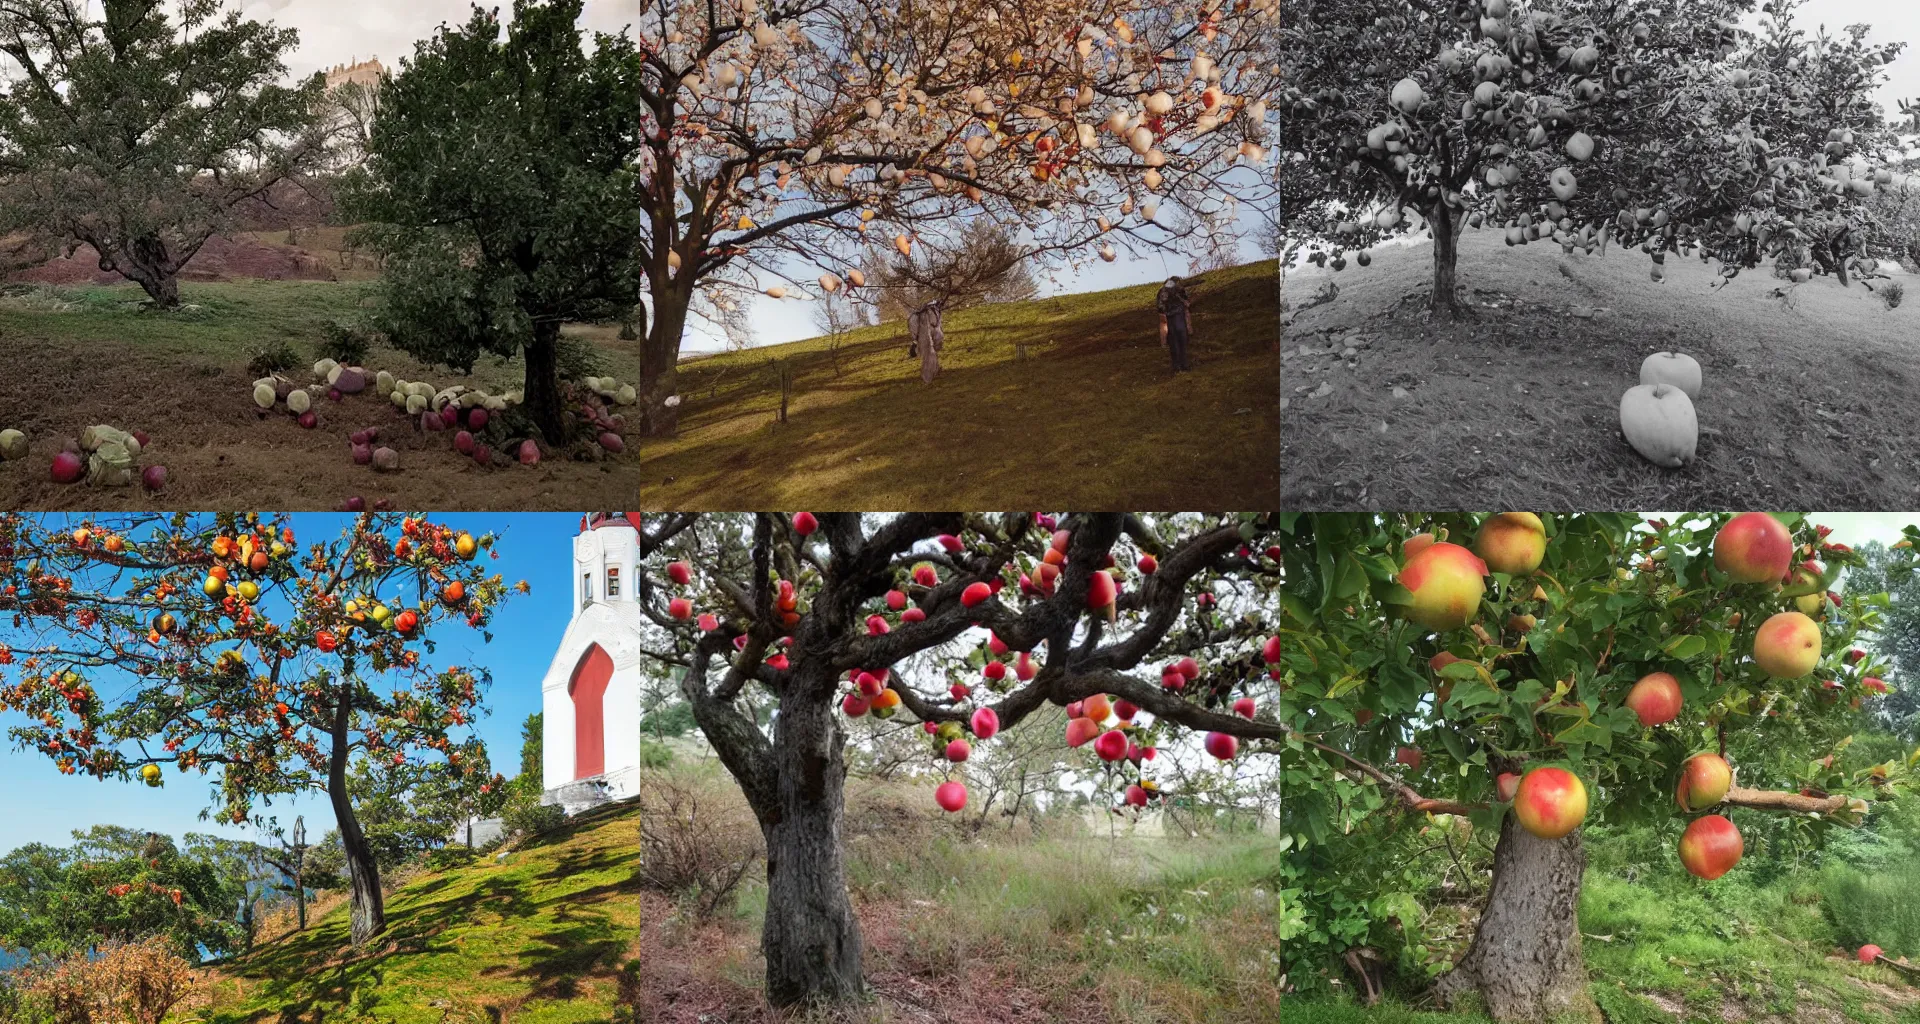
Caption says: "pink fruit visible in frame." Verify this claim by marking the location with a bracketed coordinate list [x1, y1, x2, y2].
[1233, 697, 1255, 719]
[1113, 699, 1138, 721]
[473, 444, 492, 467]
[961, 582, 991, 607]
[1138, 555, 1157, 574]
[949, 682, 970, 700]
[1065, 717, 1102, 747]
[945, 738, 971, 762]
[935, 781, 967, 812]
[599, 431, 625, 454]
[440, 405, 458, 428]
[842, 693, 869, 717]
[351, 443, 372, 465]
[1094, 729, 1128, 762]
[467, 408, 488, 430]
[132, 431, 150, 448]
[1262, 636, 1283, 663]
[518, 440, 540, 465]
[971, 707, 999, 739]
[1124, 784, 1148, 808]
[983, 660, 1006, 681]
[454, 431, 476, 455]
[328, 388, 343, 402]
[343, 496, 366, 511]
[1177, 656, 1200, 680]
[697, 613, 718, 631]
[902, 608, 926, 623]
[141, 465, 167, 492]
[794, 511, 818, 536]
[50, 451, 83, 483]
[421, 411, 444, 432]
[1205, 732, 1238, 760]
[667, 598, 692, 620]
[1859, 944, 1883, 964]
[886, 589, 906, 610]
[298, 411, 317, 429]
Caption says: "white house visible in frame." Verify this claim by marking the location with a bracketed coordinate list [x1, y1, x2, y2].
[540, 512, 643, 814]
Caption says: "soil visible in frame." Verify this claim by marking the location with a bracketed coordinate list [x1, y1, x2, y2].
[12, 235, 338, 287]
[0, 333, 638, 510]
[1281, 233, 1920, 507]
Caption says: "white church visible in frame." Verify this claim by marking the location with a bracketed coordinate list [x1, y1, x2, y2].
[538, 512, 644, 814]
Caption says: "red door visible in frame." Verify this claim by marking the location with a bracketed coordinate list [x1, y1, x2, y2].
[570, 644, 615, 780]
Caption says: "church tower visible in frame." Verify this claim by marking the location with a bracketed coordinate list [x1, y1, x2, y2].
[540, 513, 643, 813]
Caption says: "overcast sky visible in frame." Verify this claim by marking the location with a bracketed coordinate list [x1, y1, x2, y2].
[235, 0, 636, 80]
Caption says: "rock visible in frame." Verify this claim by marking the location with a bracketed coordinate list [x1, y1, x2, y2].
[1392, 386, 1410, 399]
[1310, 381, 1333, 399]
[1342, 347, 1358, 358]
[1570, 305, 1596, 318]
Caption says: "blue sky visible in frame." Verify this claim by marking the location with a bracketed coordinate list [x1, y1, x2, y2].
[0, 512, 590, 855]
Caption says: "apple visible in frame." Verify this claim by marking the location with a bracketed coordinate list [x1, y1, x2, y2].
[1083, 694, 1113, 722]
[1639, 352, 1702, 401]
[1474, 512, 1546, 575]
[971, 707, 999, 739]
[934, 781, 966, 812]
[1549, 166, 1577, 201]
[1713, 512, 1793, 584]
[945, 738, 971, 762]
[1626, 671, 1683, 726]
[141, 764, 162, 787]
[1400, 542, 1488, 630]
[1138, 555, 1157, 574]
[983, 661, 1006, 681]
[1094, 729, 1129, 761]
[1233, 697, 1255, 719]
[1113, 699, 1138, 721]
[902, 608, 926, 623]
[988, 633, 1009, 655]
[1497, 772, 1521, 802]
[1390, 77, 1425, 113]
[666, 562, 692, 586]
[1065, 717, 1102, 747]
[1014, 651, 1035, 681]
[1262, 636, 1283, 663]
[1513, 766, 1589, 839]
[1677, 814, 1743, 880]
[961, 582, 991, 607]
[1396, 746, 1423, 769]
[885, 589, 906, 610]
[1087, 569, 1118, 620]
[858, 673, 885, 698]
[1403, 533, 1437, 561]
[1565, 130, 1595, 162]
[794, 512, 818, 536]
[913, 563, 938, 587]
[1864, 677, 1890, 694]
[1204, 732, 1238, 760]
[1124, 784, 1148, 808]
[1859, 944, 1883, 964]
[698, 613, 718, 631]
[866, 615, 889, 636]
[1676, 752, 1732, 812]
[1753, 611, 1821, 678]
[936, 534, 963, 554]
[667, 598, 692, 620]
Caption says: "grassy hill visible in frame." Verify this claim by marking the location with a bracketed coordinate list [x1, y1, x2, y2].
[643, 259, 1279, 509]
[183, 800, 640, 1024]
[1282, 231, 1920, 507]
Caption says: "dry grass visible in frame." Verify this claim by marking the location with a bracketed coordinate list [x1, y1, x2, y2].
[1281, 231, 1920, 507]
[644, 259, 1280, 510]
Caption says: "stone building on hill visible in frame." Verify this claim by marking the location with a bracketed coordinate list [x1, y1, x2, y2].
[323, 57, 385, 91]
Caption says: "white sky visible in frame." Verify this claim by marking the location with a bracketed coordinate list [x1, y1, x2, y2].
[233, 0, 637, 80]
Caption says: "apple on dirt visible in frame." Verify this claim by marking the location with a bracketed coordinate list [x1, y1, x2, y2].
[1640, 352, 1702, 400]
[1618, 383, 1697, 468]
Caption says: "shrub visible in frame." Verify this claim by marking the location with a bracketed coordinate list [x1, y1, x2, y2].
[315, 317, 374, 366]
[639, 770, 761, 921]
[1884, 281, 1905, 310]
[640, 739, 674, 769]
[556, 331, 604, 383]
[15, 937, 199, 1024]
[502, 801, 566, 839]
[1822, 858, 1920, 958]
[244, 340, 300, 378]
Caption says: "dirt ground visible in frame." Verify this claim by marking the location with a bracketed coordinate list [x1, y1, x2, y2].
[1281, 231, 1920, 508]
[0, 319, 638, 512]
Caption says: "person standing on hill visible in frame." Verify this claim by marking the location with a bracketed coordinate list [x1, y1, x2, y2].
[909, 297, 945, 383]
[1156, 276, 1194, 373]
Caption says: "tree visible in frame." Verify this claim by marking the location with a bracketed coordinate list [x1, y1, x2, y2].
[862, 219, 1038, 322]
[0, 513, 522, 946]
[1274, 513, 1918, 1022]
[640, 0, 1280, 434]
[0, 826, 250, 960]
[641, 512, 1291, 1007]
[1845, 540, 1920, 741]
[1278, 0, 1901, 315]
[345, 0, 642, 445]
[0, 0, 329, 308]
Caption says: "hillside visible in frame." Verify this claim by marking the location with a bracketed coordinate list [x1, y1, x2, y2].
[643, 259, 1280, 509]
[1281, 231, 1920, 507]
[183, 800, 640, 1024]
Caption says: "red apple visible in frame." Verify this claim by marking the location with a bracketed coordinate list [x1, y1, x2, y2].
[1713, 512, 1793, 584]
[667, 562, 692, 586]
[697, 613, 718, 631]
[1396, 746, 1423, 769]
[842, 693, 870, 717]
[1859, 944, 1883, 964]
[1496, 772, 1521, 802]
[949, 682, 970, 700]
[988, 632, 1009, 655]
[1014, 651, 1035, 680]
[1403, 532, 1437, 560]
[1113, 699, 1138, 721]
[1124, 784, 1148, 808]
[1138, 555, 1158, 574]
[1262, 636, 1283, 663]
[913, 564, 938, 587]
[1677, 814, 1743, 880]
[1513, 766, 1589, 839]
[1864, 677, 1890, 694]
[866, 614, 889, 636]
[971, 707, 999, 739]
[1753, 611, 1821, 678]
[1087, 569, 1118, 620]
[984, 660, 1006, 681]
[1094, 729, 1129, 761]
[667, 598, 693, 620]
[1204, 732, 1238, 760]
[1065, 717, 1102, 747]
[1474, 512, 1547, 575]
[935, 781, 966, 812]
[857, 673, 885, 698]
[1176, 656, 1199, 680]
[794, 511, 818, 536]
[1626, 671, 1683, 726]
[1233, 697, 1256, 719]
[1083, 694, 1112, 722]
[1676, 752, 1732, 812]
[945, 738, 971, 762]
[902, 608, 926, 623]
[1400, 542, 1489, 630]
[961, 581, 992, 608]
[936, 534, 963, 553]
[885, 589, 906, 610]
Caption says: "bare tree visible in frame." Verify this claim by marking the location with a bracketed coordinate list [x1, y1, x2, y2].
[864, 218, 1040, 321]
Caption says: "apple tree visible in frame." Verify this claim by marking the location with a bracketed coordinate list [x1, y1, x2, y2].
[0, 513, 522, 946]
[1273, 512, 1919, 1022]
[1278, 0, 1902, 315]
[639, 0, 1280, 434]
[642, 512, 1304, 1007]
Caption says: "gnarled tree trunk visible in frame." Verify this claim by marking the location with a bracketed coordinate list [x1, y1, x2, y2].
[759, 672, 865, 1007]
[1433, 814, 1600, 1023]
[100, 233, 184, 309]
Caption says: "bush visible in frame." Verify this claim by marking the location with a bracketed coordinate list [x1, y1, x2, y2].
[556, 332, 603, 383]
[1884, 281, 1905, 310]
[244, 340, 300, 378]
[1822, 858, 1920, 958]
[14, 937, 199, 1024]
[315, 317, 374, 366]
[640, 739, 674, 769]
[639, 769, 761, 921]
[502, 802, 566, 839]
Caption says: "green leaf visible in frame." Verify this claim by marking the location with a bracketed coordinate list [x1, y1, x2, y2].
[1662, 634, 1707, 660]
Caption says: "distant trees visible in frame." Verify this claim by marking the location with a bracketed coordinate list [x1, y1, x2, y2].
[862, 220, 1039, 321]
[345, 0, 642, 444]
[0, 0, 330, 308]
[0, 826, 251, 961]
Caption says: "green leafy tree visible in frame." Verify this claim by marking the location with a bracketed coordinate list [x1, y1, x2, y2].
[1845, 539, 1920, 740]
[0, 826, 249, 960]
[345, 0, 642, 444]
[1274, 513, 1919, 1022]
[0, 0, 328, 308]
[0, 513, 522, 947]
[1279, 0, 1902, 314]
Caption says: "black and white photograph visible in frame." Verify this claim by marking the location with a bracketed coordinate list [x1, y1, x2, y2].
[1279, 0, 1920, 509]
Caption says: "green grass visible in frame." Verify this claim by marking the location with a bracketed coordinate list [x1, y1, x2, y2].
[0, 280, 368, 364]
[191, 800, 639, 1024]
[644, 259, 1279, 509]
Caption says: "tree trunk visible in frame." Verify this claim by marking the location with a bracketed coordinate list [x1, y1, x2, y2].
[1429, 206, 1465, 316]
[327, 694, 386, 946]
[104, 235, 182, 309]
[1433, 814, 1600, 1023]
[641, 280, 690, 437]
[523, 319, 566, 445]
[759, 686, 865, 1007]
